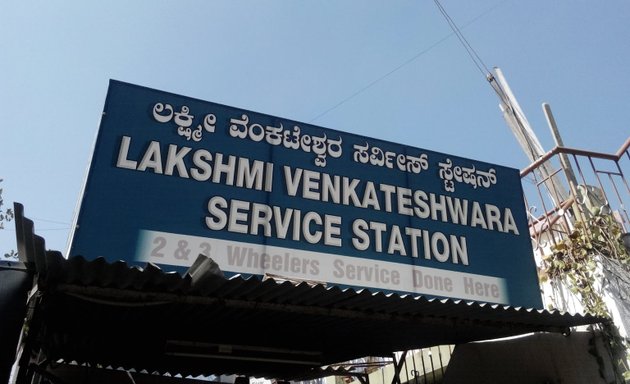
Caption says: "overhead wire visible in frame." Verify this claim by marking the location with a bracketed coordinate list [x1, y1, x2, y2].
[433, 0, 492, 78]
[309, 1, 506, 123]
[309, 33, 453, 123]
[31, 217, 72, 226]
[1, 216, 71, 232]
[433, 0, 542, 161]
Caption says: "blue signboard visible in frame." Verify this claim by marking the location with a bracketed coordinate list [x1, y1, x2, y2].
[69, 80, 543, 308]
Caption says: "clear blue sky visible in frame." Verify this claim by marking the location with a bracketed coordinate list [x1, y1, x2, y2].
[1, 0, 628, 255]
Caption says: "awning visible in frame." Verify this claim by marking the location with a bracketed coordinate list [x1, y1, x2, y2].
[23, 251, 604, 381]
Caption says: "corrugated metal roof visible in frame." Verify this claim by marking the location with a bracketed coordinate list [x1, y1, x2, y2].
[26, 251, 605, 380]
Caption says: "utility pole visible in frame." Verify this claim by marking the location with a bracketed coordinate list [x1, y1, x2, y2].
[487, 67, 569, 205]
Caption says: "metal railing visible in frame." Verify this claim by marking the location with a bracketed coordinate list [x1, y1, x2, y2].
[337, 346, 453, 384]
[520, 137, 630, 315]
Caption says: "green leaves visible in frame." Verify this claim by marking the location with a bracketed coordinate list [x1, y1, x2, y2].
[542, 212, 630, 318]
[0, 179, 13, 228]
[0, 179, 18, 260]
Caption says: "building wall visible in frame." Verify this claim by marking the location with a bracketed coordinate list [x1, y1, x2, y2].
[442, 332, 614, 384]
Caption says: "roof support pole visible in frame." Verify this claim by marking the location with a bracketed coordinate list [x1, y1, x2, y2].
[354, 373, 370, 384]
[390, 351, 407, 384]
[7, 280, 41, 384]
